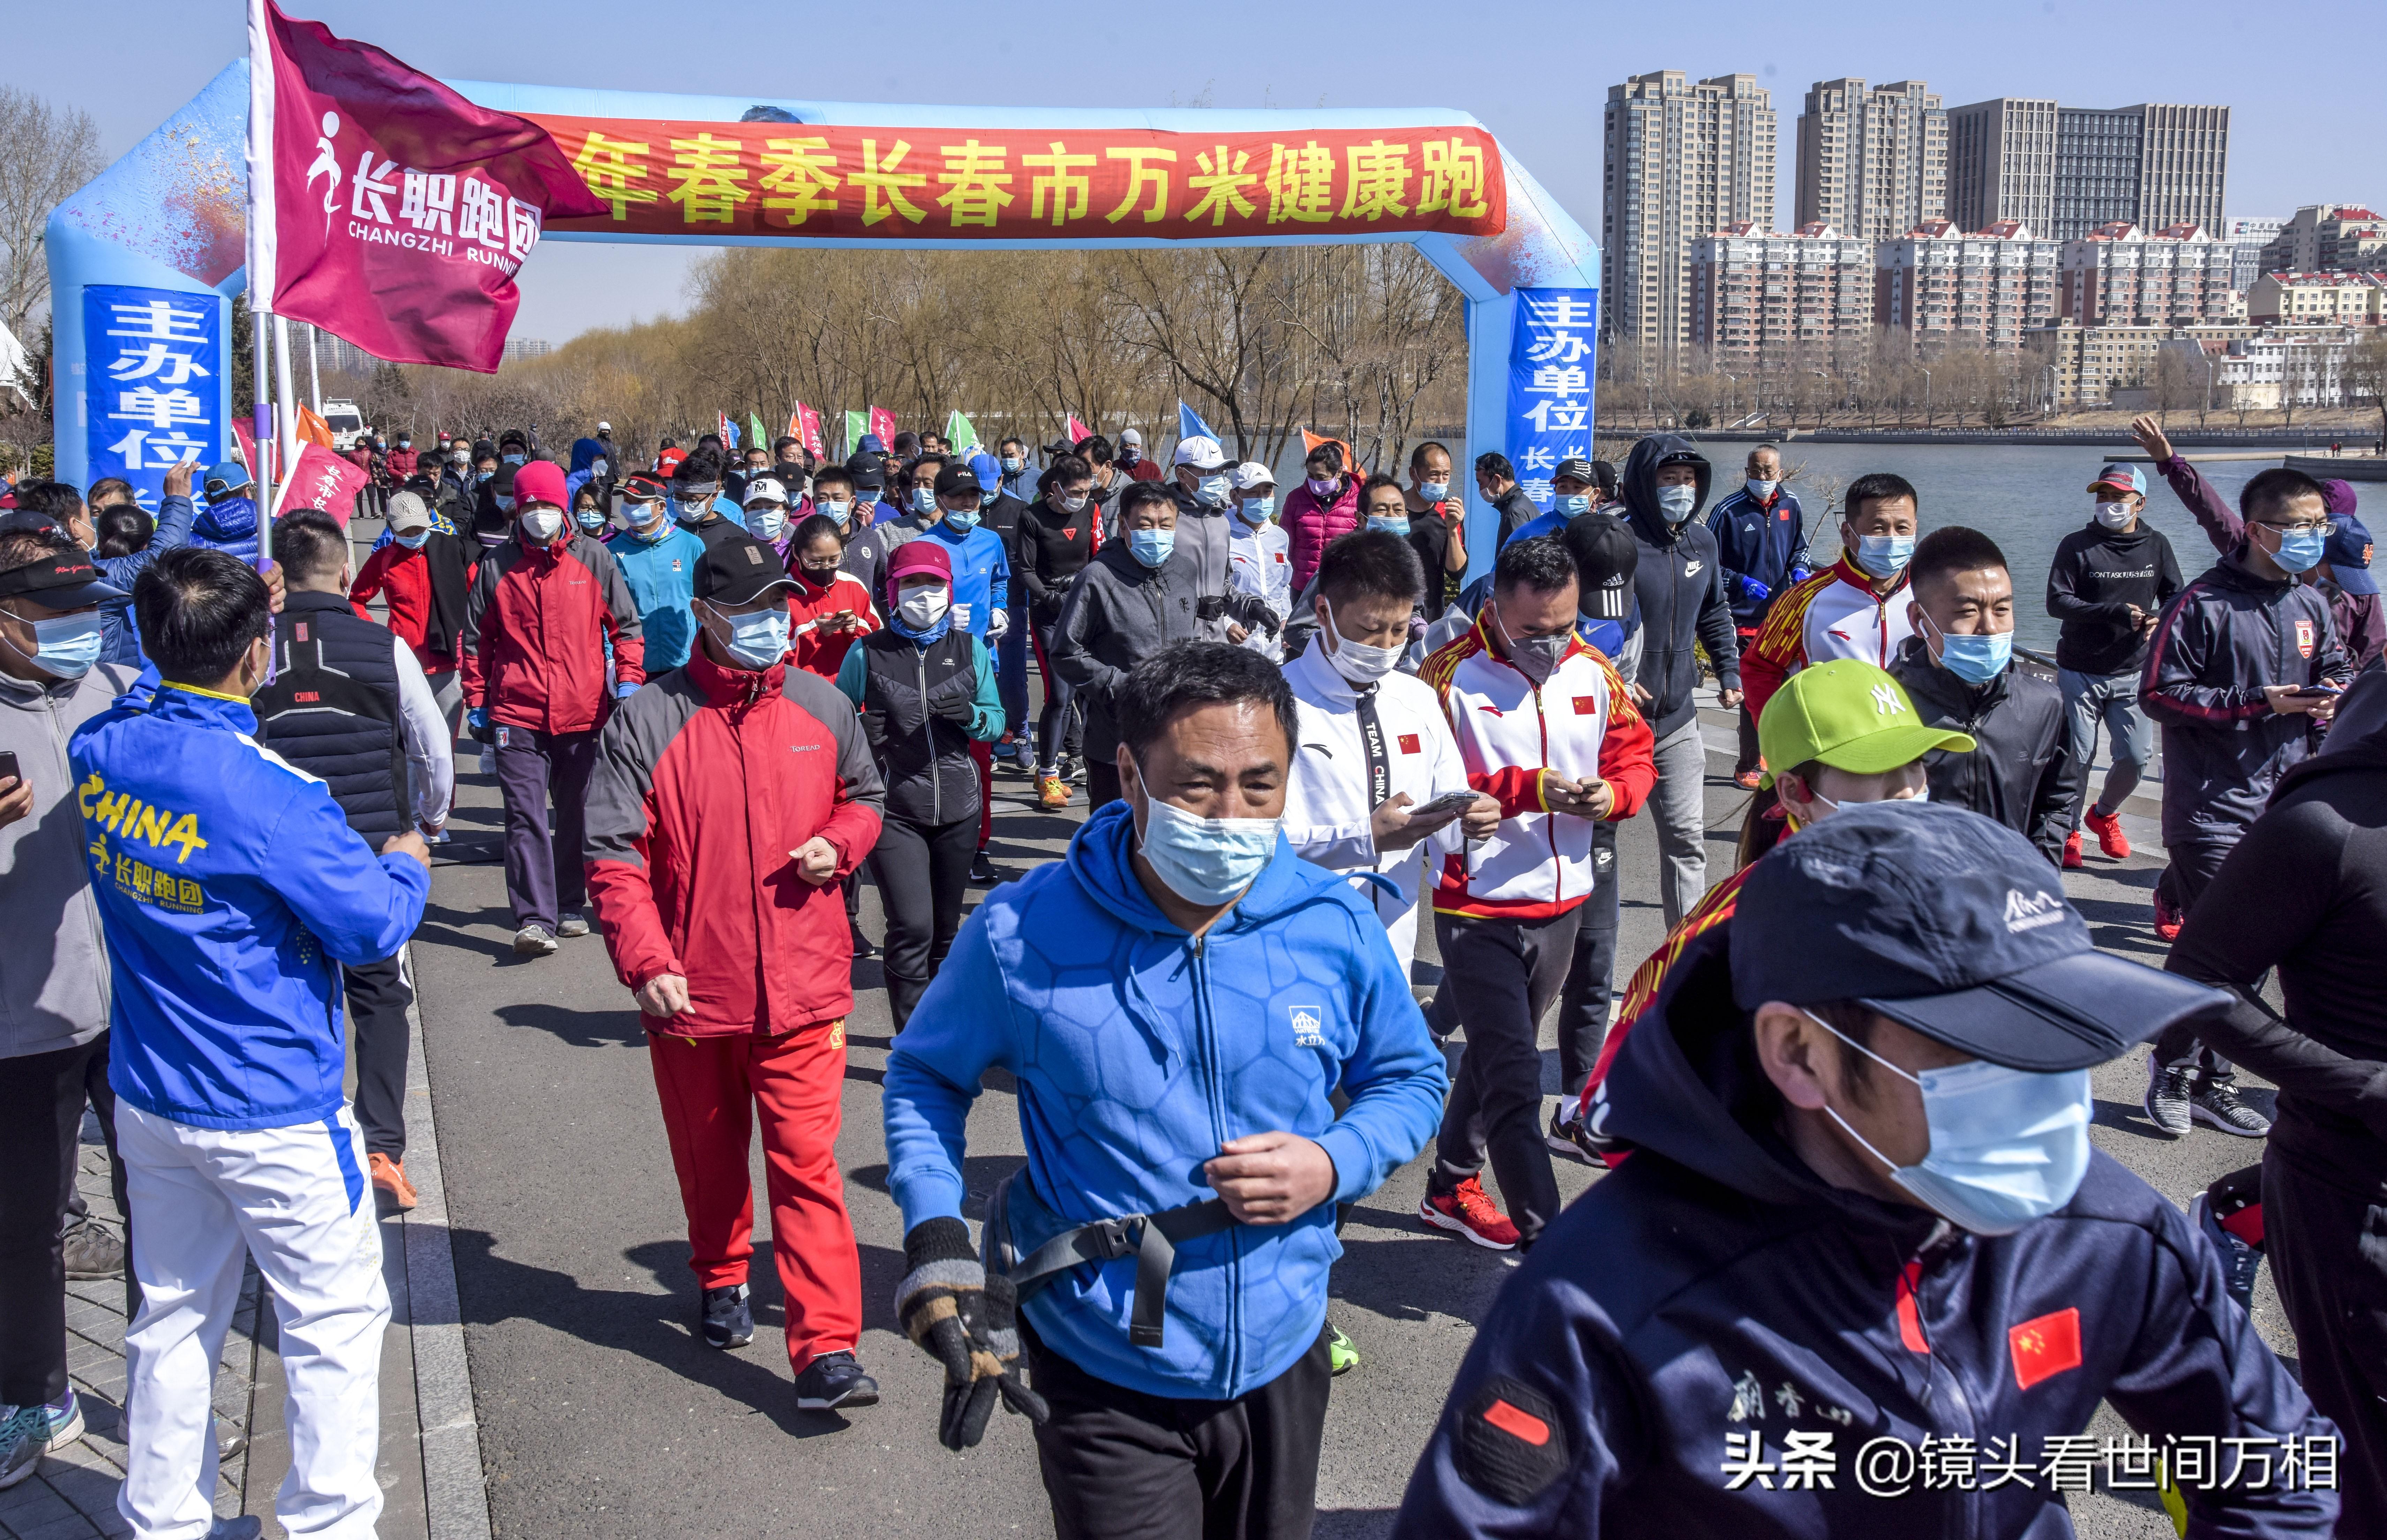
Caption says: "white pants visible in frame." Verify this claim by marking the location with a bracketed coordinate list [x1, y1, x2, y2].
[116, 1103, 389, 1540]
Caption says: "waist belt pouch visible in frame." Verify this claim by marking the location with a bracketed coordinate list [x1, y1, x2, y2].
[982, 1168, 1233, 1350]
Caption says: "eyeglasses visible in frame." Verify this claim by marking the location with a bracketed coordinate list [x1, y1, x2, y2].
[2255, 520, 2330, 535]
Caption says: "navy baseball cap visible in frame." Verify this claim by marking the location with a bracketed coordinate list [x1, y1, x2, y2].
[1731, 802, 2227, 1071]
[2326, 513, 2377, 596]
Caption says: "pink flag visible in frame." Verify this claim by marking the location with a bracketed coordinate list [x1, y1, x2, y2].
[232, 416, 275, 484]
[276, 440, 370, 527]
[258, 0, 603, 373]
[1066, 415, 1091, 445]
[793, 403, 825, 458]
[868, 406, 897, 447]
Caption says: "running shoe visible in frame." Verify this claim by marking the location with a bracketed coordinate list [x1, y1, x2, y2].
[556, 911, 591, 939]
[1546, 1104, 1599, 1165]
[2191, 1081, 2273, 1138]
[2143, 1057, 2195, 1137]
[1038, 774, 1069, 809]
[701, 1283, 753, 1349]
[794, 1350, 879, 1410]
[370, 1153, 419, 1212]
[208, 1522, 263, 1540]
[61, 1220, 124, 1280]
[1733, 768, 1764, 790]
[2191, 1192, 2262, 1314]
[1326, 1322, 1360, 1376]
[969, 850, 1001, 885]
[849, 922, 877, 960]
[0, 1391, 82, 1489]
[511, 925, 558, 958]
[2083, 804, 2132, 860]
[1419, 1175, 1519, 1251]
[2152, 888, 2183, 943]
[2062, 830, 2084, 870]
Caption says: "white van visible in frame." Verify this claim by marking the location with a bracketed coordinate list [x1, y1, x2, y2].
[322, 399, 366, 451]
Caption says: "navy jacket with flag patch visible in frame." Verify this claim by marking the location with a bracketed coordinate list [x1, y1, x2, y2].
[1393, 924, 2336, 1539]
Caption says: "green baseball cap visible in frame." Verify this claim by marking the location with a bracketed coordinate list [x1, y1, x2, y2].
[1757, 659, 1976, 776]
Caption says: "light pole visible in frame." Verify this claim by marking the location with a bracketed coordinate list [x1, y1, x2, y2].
[2202, 352, 2216, 425]
[2042, 364, 2056, 417]
[1921, 367, 1934, 429]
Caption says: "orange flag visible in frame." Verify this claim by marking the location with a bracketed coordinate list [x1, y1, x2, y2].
[1301, 428, 1362, 478]
[296, 404, 336, 450]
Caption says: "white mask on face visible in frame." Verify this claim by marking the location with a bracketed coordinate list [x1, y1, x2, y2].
[520, 507, 565, 543]
[1320, 600, 1404, 686]
[896, 582, 951, 629]
[2093, 499, 2137, 531]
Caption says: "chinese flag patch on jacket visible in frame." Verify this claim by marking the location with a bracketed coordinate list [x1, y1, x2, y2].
[2009, 1307, 2082, 1390]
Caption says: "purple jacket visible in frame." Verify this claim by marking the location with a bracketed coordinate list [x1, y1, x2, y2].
[2156, 453, 2383, 672]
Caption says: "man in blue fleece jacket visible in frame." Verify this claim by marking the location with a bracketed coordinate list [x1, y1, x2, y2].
[72, 548, 431, 1540]
[883, 641, 1446, 1538]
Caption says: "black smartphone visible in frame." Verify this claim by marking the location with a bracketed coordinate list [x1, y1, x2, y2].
[0, 750, 18, 786]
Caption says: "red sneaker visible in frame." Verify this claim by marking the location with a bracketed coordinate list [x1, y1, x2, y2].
[2083, 805, 2132, 860]
[2153, 888, 2183, 943]
[2062, 830, 2084, 870]
[1733, 769, 1765, 790]
[1419, 1175, 1519, 1251]
[369, 1152, 419, 1211]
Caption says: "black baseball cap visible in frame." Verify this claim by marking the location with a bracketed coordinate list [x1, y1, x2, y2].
[1553, 457, 1599, 487]
[693, 532, 796, 606]
[0, 545, 130, 609]
[1731, 802, 2226, 1071]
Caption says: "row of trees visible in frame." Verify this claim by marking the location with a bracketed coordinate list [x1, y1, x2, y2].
[1598, 332, 2065, 434]
[355, 245, 1469, 471]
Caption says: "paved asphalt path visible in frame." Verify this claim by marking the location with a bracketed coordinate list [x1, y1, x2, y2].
[410, 696, 2284, 1540]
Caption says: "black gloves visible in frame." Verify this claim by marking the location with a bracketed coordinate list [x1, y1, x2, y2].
[929, 687, 979, 727]
[893, 1217, 1049, 1451]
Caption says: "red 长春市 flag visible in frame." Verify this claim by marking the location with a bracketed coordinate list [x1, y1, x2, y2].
[868, 406, 897, 447]
[252, 0, 605, 373]
[792, 403, 825, 459]
[273, 439, 371, 527]
[1066, 414, 1091, 445]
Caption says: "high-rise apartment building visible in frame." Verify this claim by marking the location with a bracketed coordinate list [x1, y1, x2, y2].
[1796, 78, 1947, 240]
[1688, 222, 1876, 362]
[1874, 219, 2064, 349]
[1945, 99, 2057, 235]
[1945, 99, 2229, 240]
[1601, 70, 1777, 358]
[2059, 222, 2237, 327]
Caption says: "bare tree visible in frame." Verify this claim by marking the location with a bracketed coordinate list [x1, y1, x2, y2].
[2343, 331, 2387, 445]
[0, 87, 102, 338]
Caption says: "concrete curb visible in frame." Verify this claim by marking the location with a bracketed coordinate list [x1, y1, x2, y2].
[399, 944, 494, 1540]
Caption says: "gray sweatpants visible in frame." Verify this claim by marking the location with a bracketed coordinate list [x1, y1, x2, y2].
[2058, 666, 2155, 824]
[1648, 718, 1710, 929]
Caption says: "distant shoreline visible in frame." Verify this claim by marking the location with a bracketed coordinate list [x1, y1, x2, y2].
[1673, 427, 2379, 449]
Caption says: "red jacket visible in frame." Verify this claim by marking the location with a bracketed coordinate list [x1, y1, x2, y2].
[385, 447, 419, 478]
[784, 564, 880, 680]
[350, 541, 454, 671]
[585, 649, 886, 1034]
[461, 528, 646, 733]
[1281, 474, 1361, 593]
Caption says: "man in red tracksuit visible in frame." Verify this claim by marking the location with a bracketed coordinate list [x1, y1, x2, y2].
[584, 531, 887, 1410]
[462, 460, 646, 956]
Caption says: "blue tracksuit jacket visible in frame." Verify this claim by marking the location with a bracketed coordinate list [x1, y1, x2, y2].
[605, 523, 706, 672]
[95, 492, 196, 665]
[71, 682, 430, 1131]
[919, 521, 1010, 640]
[1706, 484, 1807, 628]
[884, 799, 1448, 1401]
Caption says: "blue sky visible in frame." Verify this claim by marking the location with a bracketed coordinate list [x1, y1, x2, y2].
[24, 0, 2374, 343]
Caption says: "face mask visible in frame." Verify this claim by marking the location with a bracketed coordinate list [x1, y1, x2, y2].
[1418, 481, 1449, 502]
[820, 499, 852, 528]
[1119, 446, 1141, 465]
[2266, 526, 2327, 574]
[1806, 1011, 2092, 1236]
[1366, 514, 1412, 536]
[1193, 473, 1231, 509]
[1851, 531, 1915, 579]
[1237, 495, 1274, 525]
[520, 507, 565, 543]
[910, 487, 938, 515]
[451, 453, 469, 468]
[1128, 528, 1174, 568]
[1656, 484, 1699, 523]
[1494, 605, 1569, 683]
[1001, 455, 1023, 472]
[897, 583, 950, 629]
[503, 453, 526, 466]
[1924, 612, 2013, 686]
[397, 440, 411, 451]
[475, 470, 494, 485]
[1134, 769, 1281, 907]
[1747, 478, 1778, 501]
[493, 494, 516, 514]
[575, 506, 606, 533]
[395, 529, 431, 550]
[2092, 499, 2137, 531]
[1803, 786, 1928, 823]
[1057, 492, 1090, 516]
[1305, 475, 1336, 497]
[1322, 601, 1403, 686]
[591, 458, 608, 478]
[745, 504, 787, 542]
[798, 563, 840, 589]
[2, 606, 104, 680]
[712, 604, 791, 670]
[1555, 493, 1591, 518]
[943, 506, 981, 533]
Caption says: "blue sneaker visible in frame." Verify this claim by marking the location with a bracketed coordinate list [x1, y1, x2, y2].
[0, 1390, 83, 1489]
[701, 1283, 753, 1350]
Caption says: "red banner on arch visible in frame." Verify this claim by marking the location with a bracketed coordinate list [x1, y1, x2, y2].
[525, 115, 1507, 243]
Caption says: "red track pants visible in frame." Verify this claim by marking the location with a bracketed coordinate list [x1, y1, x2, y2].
[646, 1020, 860, 1374]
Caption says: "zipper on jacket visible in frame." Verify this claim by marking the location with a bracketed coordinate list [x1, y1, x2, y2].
[1188, 933, 1242, 1391]
[914, 646, 939, 825]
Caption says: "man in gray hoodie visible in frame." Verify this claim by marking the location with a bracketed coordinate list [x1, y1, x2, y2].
[1051, 482, 1206, 810]
[1166, 435, 1272, 645]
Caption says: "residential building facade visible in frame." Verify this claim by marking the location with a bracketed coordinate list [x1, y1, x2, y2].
[1689, 222, 1877, 362]
[2228, 217, 2285, 292]
[1874, 219, 2063, 349]
[1947, 99, 2230, 240]
[1946, 98, 2057, 236]
[2255, 205, 2387, 275]
[2247, 272, 2387, 327]
[2032, 319, 2259, 408]
[1796, 78, 1948, 241]
[2059, 222, 2237, 328]
[1602, 70, 1778, 359]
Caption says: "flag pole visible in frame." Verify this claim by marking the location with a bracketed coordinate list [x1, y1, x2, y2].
[306, 322, 320, 413]
[243, 0, 278, 527]
[272, 313, 298, 511]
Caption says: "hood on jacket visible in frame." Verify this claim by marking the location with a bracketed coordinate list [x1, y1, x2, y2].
[1617, 433, 1713, 544]
[570, 437, 607, 477]
[1599, 923, 1944, 1240]
[194, 493, 261, 544]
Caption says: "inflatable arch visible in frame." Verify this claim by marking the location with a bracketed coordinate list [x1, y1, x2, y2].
[48, 63, 1597, 574]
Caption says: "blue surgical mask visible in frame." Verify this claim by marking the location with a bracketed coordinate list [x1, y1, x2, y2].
[1134, 768, 1282, 907]
[575, 506, 606, 533]
[1747, 478, 1778, 502]
[1656, 484, 1699, 522]
[1367, 514, 1412, 536]
[1555, 494, 1591, 518]
[1418, 481, 1449, 502]
[493, 495, 516, 514]
[1128, 528, 1174, 568]
[744, 504, 787, 542]
[2, 606, 104, 680]
[2268, 526, 2327, 574]
[820, 499, 852, 528]
[502, 453, 526, 466]
[911, 486, 938, 515]
[1926, 613, 2013, 685]
[1237, 495, 1274, 524]
[944, 506, 981, 533]
[1852, 531, 1915, 578]
[1195, 473, 1231, 509]
[1000, 455, 1023, 472]
[711, 603, 791, 671]
[395, 529, 431, 550]
[1808, 1011, 2092, 1237]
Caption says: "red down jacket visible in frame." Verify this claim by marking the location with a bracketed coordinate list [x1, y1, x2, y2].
[584, 647, 885, 1035]
[461, 527, 646, 734]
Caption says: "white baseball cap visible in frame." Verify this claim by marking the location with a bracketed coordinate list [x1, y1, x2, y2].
[741, 476, 788, 507]
[1230, 461, 1275, 491]
[1173, 436, 1228, 470]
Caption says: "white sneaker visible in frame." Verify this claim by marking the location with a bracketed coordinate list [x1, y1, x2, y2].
[512, 925, 559, 957]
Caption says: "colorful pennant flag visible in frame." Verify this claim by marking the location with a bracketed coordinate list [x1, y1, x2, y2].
[867, 405, 897, 447]
[792, 404, 825, 458]
[1178, 400, 1221, 446]
[1065, 414, 1091, 445]
[749, 411, 768, 452]
[945, 409, 981, 455]
[1302, 428, 1362, 477]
